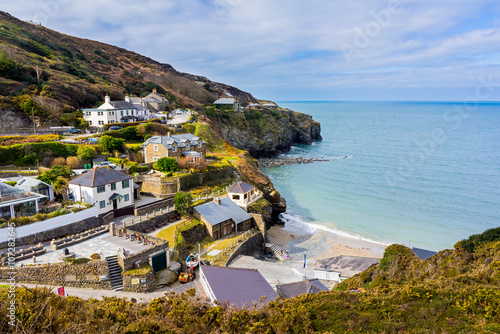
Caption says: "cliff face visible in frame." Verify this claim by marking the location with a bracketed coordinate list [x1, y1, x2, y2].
[207, 109, 322, 158]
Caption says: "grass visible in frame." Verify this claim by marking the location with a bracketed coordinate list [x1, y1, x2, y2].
[156, 222, 181, 245]
[122, 265, 152, 276]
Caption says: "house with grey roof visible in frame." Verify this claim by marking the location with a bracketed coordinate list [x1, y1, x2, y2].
[68, 167, 135, 217]
[214, 97, 241, 112]
[200, 265, 278, 308]
[276, 279, 329, 299]
[314, 255, 380, 282]
[194, 197, 254, 240]
[142, 133, 206, 164]
[15, 176, 54, 202]
[227, 182, 263, 209]
[83, 94, 138, 127]
[126, 88, 169, 115]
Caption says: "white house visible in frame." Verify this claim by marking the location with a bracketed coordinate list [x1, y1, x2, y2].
[83, 94, 138, 126]
[68, 167, 135, 217]
[15, 176, 54, 202]
[314, 255, 380, 282]
[226, 182, 262, 209]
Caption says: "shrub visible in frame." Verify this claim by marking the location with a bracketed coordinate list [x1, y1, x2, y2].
[154, 157, 178, 173]
[77, 145, 96, 160]
[99, 135, 125, 152]
[90, 253, 101, 260]
[50, 157, 67, 167]
[455, 227, 500, 253]
[130, 164, 148, 174]
[38, 165, 74, 184]
[174, 192, 193, 216]
[72, 258, 91, 264]
[66, 156, 81, 169]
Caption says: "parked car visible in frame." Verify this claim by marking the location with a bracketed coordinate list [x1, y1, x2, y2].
[68, 128, 81, 134]
[109, 126, 123, 130]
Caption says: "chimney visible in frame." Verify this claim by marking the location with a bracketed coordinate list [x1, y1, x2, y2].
[153, 88, 157, 93]
[105, 93, 110, 104]
[167, 131, 171, 138]
[214, 197, 221, 205]
[125, 94, 130, 103]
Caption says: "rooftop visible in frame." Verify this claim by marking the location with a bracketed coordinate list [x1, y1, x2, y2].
[315, 255, 380, 278]
[68, 167, 132, 188]
[194, 197, 252, 226]
[228, 182, 255, 194]
[412, 247, 437, 260]
[201, 265, 278, 308]
[214, 98, 236, 105]
[276, 279, 329, 299]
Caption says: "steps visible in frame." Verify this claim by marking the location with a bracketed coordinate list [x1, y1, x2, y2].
[105, 255, 123, 291]
[270, 244, 290, 261]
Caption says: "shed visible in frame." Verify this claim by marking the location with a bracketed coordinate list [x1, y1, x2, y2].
[314, 255, 380, 281]
[276, 279, 329, 299]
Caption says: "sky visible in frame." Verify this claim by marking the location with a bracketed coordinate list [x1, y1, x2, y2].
[4, 0, 500, 101]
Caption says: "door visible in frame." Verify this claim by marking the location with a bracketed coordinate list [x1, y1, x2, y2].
[151, 252, 167, 272]
[113, 199, 117, 210]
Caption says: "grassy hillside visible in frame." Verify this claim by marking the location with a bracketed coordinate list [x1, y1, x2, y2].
[2, 228, 499, 333]
[0, 11, 257, 125]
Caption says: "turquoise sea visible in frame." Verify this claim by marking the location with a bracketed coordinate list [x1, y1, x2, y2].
[262, 101, 500, 251]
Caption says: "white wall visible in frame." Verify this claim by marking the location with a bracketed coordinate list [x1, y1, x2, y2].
[69, 180, 134, 215]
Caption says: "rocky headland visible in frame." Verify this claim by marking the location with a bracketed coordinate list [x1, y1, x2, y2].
[258, 157, 329, 168]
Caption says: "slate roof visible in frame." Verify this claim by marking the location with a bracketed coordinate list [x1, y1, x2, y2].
[228, 182, 255, 194]
[276, 279, 329, 299]
[143, 134, 205, 150]
[194, 197, 252, 226]
[68, 167, 132, 188]
[412, 247, 437, 260]
[214, 98, 235, 105]
[145, 92, 168, 102]
[201, 266, 278, 308]
[315, 255, 380, 278]
[109, 101, 137, 110]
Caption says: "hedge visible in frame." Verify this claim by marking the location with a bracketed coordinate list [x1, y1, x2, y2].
[0, 142, 78, 166]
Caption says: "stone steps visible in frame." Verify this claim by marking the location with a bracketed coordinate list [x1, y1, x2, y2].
[105, 255, 123, 291]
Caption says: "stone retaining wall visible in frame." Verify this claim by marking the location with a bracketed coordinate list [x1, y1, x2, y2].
[122, 270, 156, 293]
[179, 167, 234, 191]
[125, 211, 178, 233]
[0, 260, 112, 290]
[134, 198, 174, 216]
[0, 215, 106, 249]
[225, 232, 264, 267]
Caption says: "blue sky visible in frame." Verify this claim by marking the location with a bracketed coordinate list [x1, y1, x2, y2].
[4, 0, 500, 101]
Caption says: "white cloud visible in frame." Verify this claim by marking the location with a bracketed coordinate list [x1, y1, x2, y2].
[3, 0, 500, 100]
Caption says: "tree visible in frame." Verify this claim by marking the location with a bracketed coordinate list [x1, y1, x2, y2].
[37, 165, 74, 184]
[174, 192, 193, 216]
[154, 157, 178, 173]
[53, 176, 69, 201]
[98, 135, 125, 152]
[77, 145, 96, 160]
[66, 156, 81, 169]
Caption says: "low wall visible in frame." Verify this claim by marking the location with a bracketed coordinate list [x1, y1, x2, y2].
[116, 228, 169, 271]
[0, 209, 105, 249]
[134, 198, 174, 216]
[249, 213, 267, 242]
[179, 167, 234, 191]
[122, 270, 156, 293]
[126, 211, 178, 233]
[225, 232, 264, 267]
[0, 260, 112, 290]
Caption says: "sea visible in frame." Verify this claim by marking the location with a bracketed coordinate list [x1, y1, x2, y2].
[262, 101, 500, 251]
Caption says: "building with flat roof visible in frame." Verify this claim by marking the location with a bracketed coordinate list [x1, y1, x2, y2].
[314, 255, 380, 282]
[276, 279, 329, 299]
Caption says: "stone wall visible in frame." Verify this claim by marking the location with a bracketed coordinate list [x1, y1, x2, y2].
[141, 179, 179, 198]
[125, 211, 178, 233]
[249, 213, 267, 242]
[134, 198, 174, 216]
[0, 215, 106, 249]
[122, 270, 156, 293]
[117, 228, 169, 271]
[225, 232, 264, 267]
[0, 260, 112, 290]
[180, 224, 207, 244]
[179, 167, 234, 191]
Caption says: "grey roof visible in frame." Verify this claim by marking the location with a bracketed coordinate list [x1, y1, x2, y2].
[69, 167, 132, 188]
[109, 101, 137, 110]
[228, 182, 255, 194]
[262, 102, 277, 107]
[315, 255, 380, 278]
[276, 279, 329, 299]
[143, 134, 205, 150]
[214, 98, 235, 105]
[194, 197, 252, 226]
[15, 177, 52, 192]
[201, 266, 278, 308]
[412, 247, 437, 260]
[145, 92, 168, 102]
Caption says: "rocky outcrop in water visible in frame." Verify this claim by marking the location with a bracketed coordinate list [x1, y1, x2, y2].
[258, 157, 329, 168]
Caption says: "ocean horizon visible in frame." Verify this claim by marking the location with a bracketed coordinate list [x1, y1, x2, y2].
[262, 101, 500, 251]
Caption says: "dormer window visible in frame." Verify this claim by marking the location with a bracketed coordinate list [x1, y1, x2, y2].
[198, 140, 202, 148]
[172, 144, 177, 153]
[186, 142, 190, 150]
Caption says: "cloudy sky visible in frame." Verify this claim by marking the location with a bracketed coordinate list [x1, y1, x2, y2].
[4, 0, 500, 101]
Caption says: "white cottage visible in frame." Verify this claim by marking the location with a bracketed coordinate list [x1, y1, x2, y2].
[68, 167, 135, 217]
[227, 182, 262, 209]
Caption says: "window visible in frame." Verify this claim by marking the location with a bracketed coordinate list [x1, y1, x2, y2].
[99, 200, 105, 208]
[186, 142, 190, 150]
[198, 141, 202, 148]
[111, 182, 116, 191]
[153, 157, 160, 162]
[121, 110, 124, 116]
[131, 110, 134, 115]
[89, 121, 93, 125]
[98, 111, 103, 116]
[153, 145, 158, 151]
[97, 185, 105, 193]
[98, 120, 104, 125]
[126, 110, 129, 115]
[232, 195, 240, 200]
[172, 145, 177, 153]
[124, 194, 129, 202]
[122, 180, 130, 188]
